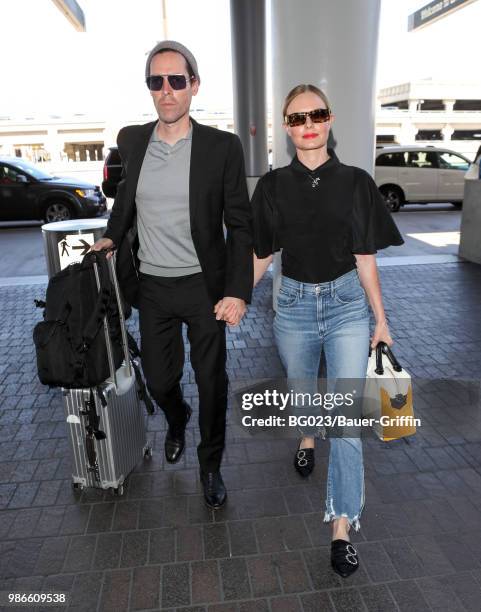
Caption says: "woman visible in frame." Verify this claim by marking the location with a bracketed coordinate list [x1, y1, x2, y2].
[250, 84, 404, 578]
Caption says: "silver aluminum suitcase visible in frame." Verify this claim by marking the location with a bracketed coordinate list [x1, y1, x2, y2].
[63, 253, 152, 495]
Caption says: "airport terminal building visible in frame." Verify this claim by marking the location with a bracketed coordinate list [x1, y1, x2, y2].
[1, 79, 480, 165]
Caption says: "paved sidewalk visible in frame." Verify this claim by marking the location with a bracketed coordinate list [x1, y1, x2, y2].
[1, 262, 481, 611]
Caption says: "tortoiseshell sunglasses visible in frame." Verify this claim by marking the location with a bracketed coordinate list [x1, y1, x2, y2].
[285, 108, 331, 127]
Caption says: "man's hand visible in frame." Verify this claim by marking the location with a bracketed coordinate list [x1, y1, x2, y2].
[214, 297, 246, 327]
[91, 237, 115, 259]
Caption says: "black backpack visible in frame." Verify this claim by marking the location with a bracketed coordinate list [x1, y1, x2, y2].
[33, 251, 127, 389]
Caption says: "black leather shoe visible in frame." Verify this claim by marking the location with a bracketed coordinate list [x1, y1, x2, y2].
[331, 539, 359, 578]
[294, 442, 315, 477]
[200, 470, 227, 509]
[164, 403, 192, 464]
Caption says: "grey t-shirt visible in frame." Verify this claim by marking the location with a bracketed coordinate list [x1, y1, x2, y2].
[136, 123, 201, 277]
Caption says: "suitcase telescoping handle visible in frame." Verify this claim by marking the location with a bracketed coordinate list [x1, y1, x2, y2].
[108, 252, 132, 378]
[91, 251, 131, 389]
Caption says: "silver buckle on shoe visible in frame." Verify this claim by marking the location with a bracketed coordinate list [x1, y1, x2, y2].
[345, 544, 358, 565]
[296, 450, 308, 467]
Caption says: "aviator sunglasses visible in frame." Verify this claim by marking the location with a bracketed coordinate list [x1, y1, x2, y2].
[285, 108, 331, 127]
[146, 74, 195, 91]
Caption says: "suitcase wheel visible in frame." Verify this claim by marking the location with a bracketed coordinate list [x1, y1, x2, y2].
[72, 482, 84, 491]
[113, 484, 124, 496]
[144, 446, 153, 458]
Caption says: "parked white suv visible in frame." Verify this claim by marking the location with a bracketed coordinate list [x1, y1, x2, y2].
[374, 145, 470, 212]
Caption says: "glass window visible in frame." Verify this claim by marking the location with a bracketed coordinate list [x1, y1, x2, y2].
[106, 148, 121, 166]
[404, 151, 438, 169]
[0, 164, 25, 184]
[438, 152, 470, 171]
[6, 159, 51, 180]
[375, 152, 405, 167]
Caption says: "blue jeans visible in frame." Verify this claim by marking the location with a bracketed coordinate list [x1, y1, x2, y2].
[273, 269, 370, 531]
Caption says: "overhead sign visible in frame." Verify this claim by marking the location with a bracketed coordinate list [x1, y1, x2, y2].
[58, 233, 94, 269]
[51, 0, 86, 32]
[408, 0, 477, 31]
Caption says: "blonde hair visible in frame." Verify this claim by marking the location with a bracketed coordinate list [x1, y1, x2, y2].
[282, 84, 331, 120]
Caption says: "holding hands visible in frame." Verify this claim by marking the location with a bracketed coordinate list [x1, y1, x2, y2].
[214, 297, 246, 327]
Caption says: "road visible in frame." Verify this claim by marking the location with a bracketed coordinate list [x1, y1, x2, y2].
[0, 203, 464, 279]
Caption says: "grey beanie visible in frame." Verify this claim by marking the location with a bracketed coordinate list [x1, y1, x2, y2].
[145, 40, 200, 84]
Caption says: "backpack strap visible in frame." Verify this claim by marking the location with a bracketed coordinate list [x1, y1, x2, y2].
[130, 358, 155, 415]
[127, 331, 141, 358]
[80, 251, 114, 349]
[53, 266, 78, 324]
[124, 330, 154, 414]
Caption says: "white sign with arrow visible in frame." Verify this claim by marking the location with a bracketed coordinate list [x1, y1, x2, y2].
[58, 233, 94, 270]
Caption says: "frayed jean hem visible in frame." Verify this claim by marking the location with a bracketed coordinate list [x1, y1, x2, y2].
[323, 510, 361, 532]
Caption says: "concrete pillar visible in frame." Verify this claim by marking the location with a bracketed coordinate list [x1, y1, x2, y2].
[408, 99, 418, 113]
[459, 180, 481, 264]
[271, 0, 381, 171]
[443, 99, 455, 112]
[270, 0, 382, 306]
[46, 127, 62, 163]
[442, 124, 454, 143]
[103, 122, 120, 158]
[400, 121, 417, 145]
[230, 0, 268, 180]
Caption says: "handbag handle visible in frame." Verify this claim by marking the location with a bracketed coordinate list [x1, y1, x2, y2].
[369, 341, 403, 375]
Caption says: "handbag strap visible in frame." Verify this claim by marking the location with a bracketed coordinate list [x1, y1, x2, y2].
[383, 344, 403, 372]
[375, 344, 384, 375]
[371, 342, 403, 375]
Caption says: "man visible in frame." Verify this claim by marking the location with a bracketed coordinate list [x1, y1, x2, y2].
[93, 40, 253, 508]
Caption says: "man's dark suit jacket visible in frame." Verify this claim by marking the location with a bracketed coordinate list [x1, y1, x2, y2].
[104, 117, 253, 308]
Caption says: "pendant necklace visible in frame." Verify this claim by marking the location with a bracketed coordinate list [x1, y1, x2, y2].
[308, 173, 320, 189]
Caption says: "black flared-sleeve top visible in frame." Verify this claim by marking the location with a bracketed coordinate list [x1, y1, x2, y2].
[251, 152, 404, 283]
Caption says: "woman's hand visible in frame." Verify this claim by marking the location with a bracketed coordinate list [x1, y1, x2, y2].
[371, 320, 393, 349]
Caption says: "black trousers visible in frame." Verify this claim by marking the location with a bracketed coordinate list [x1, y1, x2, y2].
[138, 272, 228, 472]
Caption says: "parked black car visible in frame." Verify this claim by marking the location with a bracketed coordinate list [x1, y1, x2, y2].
[102, 147, 122, 198]
[0, 157, 107, 223]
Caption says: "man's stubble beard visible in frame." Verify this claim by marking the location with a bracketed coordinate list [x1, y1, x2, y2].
[155, 101, 190, 125]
